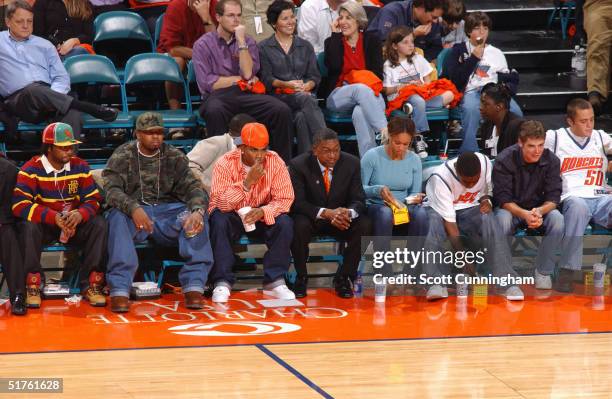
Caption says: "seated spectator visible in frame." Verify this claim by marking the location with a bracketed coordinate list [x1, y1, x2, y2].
[367, 0, 444, 62]
[192, 0, 294, 161]
[188, 113, 255, 193]
[289, 128, 371, 298]
[208, 122, 296, 303]
[33, 0, 94, 59]
[545, 99, 612, 292]
[129, 0, 169, 35]
[103, 112, 213, 313]
[584, 0, 611, 115]
[157, 0, 216, 120]
[0, 1, 119, 139]
[443, 11, 523, 154]
[423, 152, 523, 301]
[493, 120, 564, 291]
[383, 25, 456, 158]
[478, 82, 523, 158]
[89, 0, 128, 18]
[258, 0, 325, 154]
[321, 2, 387, 157]
[441, 0, 466, 48]
[0, 155, 26, 315]
[297, 0, 349, 54]
[360, 116, 428, 275]
[12, 122, 108, 308]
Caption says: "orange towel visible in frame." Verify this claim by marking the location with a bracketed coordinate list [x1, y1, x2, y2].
[274, 87, 296, 94]
[79, 44, 95, 55]
[237, 80, 266, 94]
[344, 70, 383, 97]
[385, 78, 463, 116]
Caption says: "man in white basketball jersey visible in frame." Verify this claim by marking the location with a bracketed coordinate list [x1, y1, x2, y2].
[545, 98, 612, 292]
[423, 152, 522, 301]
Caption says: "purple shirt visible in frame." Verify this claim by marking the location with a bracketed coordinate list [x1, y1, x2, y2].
[192, 30, 259, 96]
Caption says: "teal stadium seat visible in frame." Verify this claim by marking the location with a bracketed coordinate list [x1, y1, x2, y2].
[186, 61, 206, 126]
[63, 55, 133, 129]
[154, 13, 164, 50]
[124, 53, 196, 129]
[93, 11, 154, 70]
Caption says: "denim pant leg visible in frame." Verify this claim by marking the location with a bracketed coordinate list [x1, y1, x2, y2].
[535, 209, 564, 275]
[148, 203, 212, 294]
[327, 84, 387, 157]
[560, 196, 592, 270]
[368, 204, 394, 275]
[458, 90, 481, 154]
[106, 208, 151, 297]
[509, 97, 524, 117]
[408, 95, 429, 133]
[422, 207, 448, 279]
[261, 214, 294, 288]
[209, 210, 244, 287]
[591, 196, 612, 228]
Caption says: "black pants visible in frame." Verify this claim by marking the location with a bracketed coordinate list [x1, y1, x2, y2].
[200, 86, 295, 162]
[135, 5, 167, 36]
[4, 82, 81, 137]
[20, 215, 108, 289]
[0, 224, 25, 297]
[92, 3, 128, 18]
[291, 214, 371, 279]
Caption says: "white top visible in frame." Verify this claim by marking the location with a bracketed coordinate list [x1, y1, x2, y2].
[484, 126, 499, 157]
[464, 42, 508, 93]
[297, 0, 341, 54]
[545, 128, 612, 200]
[383, 54, 433, 101]
[425, 153, 492, 223]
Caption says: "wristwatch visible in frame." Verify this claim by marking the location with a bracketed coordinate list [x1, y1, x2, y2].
[238, 44, 249, 51]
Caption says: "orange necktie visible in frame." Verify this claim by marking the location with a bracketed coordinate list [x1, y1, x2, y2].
[323, 167, 330, 193]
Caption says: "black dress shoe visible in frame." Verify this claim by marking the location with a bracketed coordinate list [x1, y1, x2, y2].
[11, 294, 27, 316]
[95, 106, 119, 122]
[334, 276, 354, 299]
[554, 268, 574, 293]
[292, 275, 308, 298]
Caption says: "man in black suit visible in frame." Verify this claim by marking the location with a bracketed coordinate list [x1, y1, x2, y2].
[289, 128, 371, 298]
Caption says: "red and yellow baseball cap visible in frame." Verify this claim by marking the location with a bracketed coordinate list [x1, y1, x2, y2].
[42, 122, 82, 146]
[235, 122, 269, 149]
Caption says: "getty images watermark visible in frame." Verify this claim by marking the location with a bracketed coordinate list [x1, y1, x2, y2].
[371, 248, 535, 287]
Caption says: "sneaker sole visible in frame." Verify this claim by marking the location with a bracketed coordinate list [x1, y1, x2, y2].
[506, 295, 524, 301]
[263, 290, 296, 300]
[212, 297, 229, 303]
[26, 303, 41, 308]
[89, 302, 107, 307]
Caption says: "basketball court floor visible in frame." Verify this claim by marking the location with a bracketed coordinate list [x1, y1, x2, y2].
[2, 285, 612, 398]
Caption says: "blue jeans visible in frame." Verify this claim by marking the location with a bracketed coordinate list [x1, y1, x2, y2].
[560, 196, 612, 270]
[106, 203, 213, 297]
[459, 89, 523, 153]
[327, 83, 388, 157]
[495, 208, 564, 275]
[209, 210, 293, 288]
[407, 94, 444, 133]
[422, 206, 518, 282]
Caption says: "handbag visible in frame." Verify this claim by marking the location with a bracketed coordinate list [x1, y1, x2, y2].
[385, 201, 410, 225]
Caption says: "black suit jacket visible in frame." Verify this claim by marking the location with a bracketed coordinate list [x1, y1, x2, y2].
[478, 111, 524, 158]
[288, 151, 366, 222]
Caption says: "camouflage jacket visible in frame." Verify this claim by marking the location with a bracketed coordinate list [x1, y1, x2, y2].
[103, 141, 208, 216]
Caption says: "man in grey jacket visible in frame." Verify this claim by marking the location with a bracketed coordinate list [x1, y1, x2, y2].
[187, 113, 255, 193]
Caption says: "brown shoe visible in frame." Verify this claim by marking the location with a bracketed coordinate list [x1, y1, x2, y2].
[26, 273, 41, 308]
[184, 291, 204, 309]
[111, 296, 130, 313]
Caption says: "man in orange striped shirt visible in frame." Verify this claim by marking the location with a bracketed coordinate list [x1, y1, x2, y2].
[208, 122, 296, 302]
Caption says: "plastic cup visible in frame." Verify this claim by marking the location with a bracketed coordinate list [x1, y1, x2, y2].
[404, 194, 421, 205]
[456, 274, 468, 298]
[177, 210, 198, 238]
[374, 282, 387, 303]
[237, 206, 256, 232]
[593, 263, 606, 289]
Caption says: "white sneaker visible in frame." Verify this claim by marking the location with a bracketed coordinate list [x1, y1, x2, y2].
[535, 269, 552, 290]
[414, 134, 428, 158]
[426, 284, 448, 301]
[505, 285, 524, 301]
[212, 286, 230, 303]
[264, 284, 296, 300]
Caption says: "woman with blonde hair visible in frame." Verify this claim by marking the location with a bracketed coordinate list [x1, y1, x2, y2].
[34, 0, 94, 59]
[321, 2, 387, 157]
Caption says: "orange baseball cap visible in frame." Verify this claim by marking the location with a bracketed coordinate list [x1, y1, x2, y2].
[235, 122, 269, 149]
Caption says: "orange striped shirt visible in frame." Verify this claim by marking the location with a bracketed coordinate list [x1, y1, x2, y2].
[208, 149, 294, 225]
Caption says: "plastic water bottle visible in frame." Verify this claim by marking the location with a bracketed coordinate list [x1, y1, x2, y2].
[575, 46, 587, 78]
[59, 203, 72, 243]
[354, 270, 363, 297]
[571, 45, 579, 73]
[374, 281, 387, 303]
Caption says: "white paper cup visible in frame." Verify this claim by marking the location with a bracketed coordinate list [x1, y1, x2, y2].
[593, 263, 606, 288]
[237, 206, 256, 232]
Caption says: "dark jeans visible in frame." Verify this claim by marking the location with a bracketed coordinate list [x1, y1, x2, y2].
[200, 86, 295, 161]
[0, 223, 25, 296]
[209, 210, 293, 288]
[291, 213, 371, 279]
[20, 216, 108, 289]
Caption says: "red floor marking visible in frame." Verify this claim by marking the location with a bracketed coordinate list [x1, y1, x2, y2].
[1, 286, 611, 354]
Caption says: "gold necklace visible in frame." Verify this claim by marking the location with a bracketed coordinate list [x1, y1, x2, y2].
[276, 34, 293, 52]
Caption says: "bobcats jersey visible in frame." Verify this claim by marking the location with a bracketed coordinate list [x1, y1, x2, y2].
[425, 153, 492, 223]
[545, 128, 611, 200]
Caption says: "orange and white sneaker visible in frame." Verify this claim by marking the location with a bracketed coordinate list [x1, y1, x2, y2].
[84, 271, 106, 307]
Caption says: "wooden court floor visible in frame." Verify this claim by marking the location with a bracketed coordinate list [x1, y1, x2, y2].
[1, 288, 612, 398]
